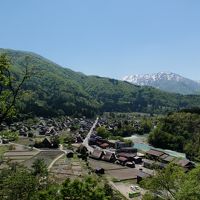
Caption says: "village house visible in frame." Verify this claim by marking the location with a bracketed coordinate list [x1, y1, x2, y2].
[90, 135, 115, 149]
[107, 140, 116, 148]
[154, 161, 167, 169]
[102, 151, 116, 162]
[175, 159, 195, 171]
[116, 146, 137, 153]
[89, 149, 104, 160]
[146, 149, 166, 160]
[117, 156, 128, 165]
[137, 152, 145, 158]
[117, 152, 136, 162]
[34, 138, 53, 148]
[161, 155, 176, 164]
[99, 143, 110, 149]
[136, 171, 151, 183]
[159, 153, 169, 161]
[45, 127, 57, 136]
[115, 141, 132, 149]
[35, 137, 60, 149]
[88, 138, 97, 145]
[143, 159, 155, 169]
[133, 156, 142, 164]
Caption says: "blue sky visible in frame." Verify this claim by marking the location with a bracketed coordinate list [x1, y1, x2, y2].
[0, 0, 200, 80]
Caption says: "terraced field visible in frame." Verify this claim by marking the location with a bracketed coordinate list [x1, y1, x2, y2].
[2, 144, 38, 164]
[88, 159, 126, 171]
[23, 150, 64, 169]
[50, 155, 88, 183]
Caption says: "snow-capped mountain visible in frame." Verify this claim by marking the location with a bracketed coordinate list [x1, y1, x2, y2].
[122, 72, 200, 94]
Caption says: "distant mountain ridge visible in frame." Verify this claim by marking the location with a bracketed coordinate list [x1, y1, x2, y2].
[123, 72, 200, 94]
[0, 48, 200, 118]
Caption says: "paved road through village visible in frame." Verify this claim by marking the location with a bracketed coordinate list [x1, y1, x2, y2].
[82, 117, 99, 153]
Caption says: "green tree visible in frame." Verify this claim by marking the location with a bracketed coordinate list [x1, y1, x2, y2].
[176, 166, 200, 200]
[142, 193, 162, 200]
[0, 164, 60, 200]
[148, 111, 200, 161]
[0, 130, 18, 141]
[50, 135, 60, 148]
[61, 176, 113, 200]
[0, 54, 32, 124]
[124, 139, 133, 146]
[32, 159, 48, 177]
[142, 164, 200, 200]
[96, 126, 111, 139]
[0, 166, 38, 200]
[141, 118, 152, 133]
[36, 184, 61, 200]
[141, 163, 185, 200]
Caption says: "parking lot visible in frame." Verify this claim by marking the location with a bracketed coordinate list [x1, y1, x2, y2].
[110, 181, 145, 200]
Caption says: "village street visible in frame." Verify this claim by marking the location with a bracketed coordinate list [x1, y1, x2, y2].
[82, 117, 99, 153]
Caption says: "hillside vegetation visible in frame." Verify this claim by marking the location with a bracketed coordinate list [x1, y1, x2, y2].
[149, 109, 200, 161]
[1, 48, 200, 118]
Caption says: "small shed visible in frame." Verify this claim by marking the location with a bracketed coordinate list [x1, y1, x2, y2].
[66, 150, 74, 158]
[95, 168, 105, 175]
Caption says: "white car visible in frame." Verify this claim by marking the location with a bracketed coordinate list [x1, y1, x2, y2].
[130, 185, 135, 191]
[130, 185, 140, 191]
[135, 186, 140, 190]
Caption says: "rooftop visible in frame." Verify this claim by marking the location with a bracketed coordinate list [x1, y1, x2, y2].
[146, 149, 165, 157]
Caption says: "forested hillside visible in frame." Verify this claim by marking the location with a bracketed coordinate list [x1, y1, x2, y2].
[149, 108, 200, 161]
[1, 48, 200, 118]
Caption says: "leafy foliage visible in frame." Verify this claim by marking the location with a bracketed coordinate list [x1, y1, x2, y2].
[0, 53, 34, 124]
[148, 109, 200, 161]
[96, 126, 111, 138]
[61, 176, 115, 200]
[0, 130, 18, 141]
[141, 164, 200, 200]
[104, 115, 153, 138]
[0, 164, 121, 200]
[0, 166, 38, 200]
[32, 159, 48, 177]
